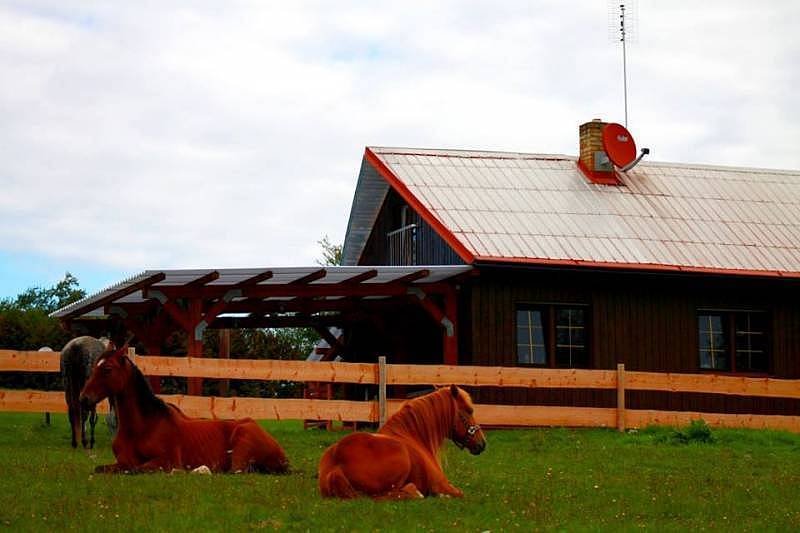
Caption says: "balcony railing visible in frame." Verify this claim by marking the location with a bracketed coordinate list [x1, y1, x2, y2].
[387, 224, 417, 265]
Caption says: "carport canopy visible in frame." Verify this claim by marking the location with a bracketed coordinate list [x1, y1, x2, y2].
[52, 266, 473, 393]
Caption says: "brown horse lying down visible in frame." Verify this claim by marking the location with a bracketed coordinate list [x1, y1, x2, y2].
[79, 344, 288, 474]
[319, 385, 486, 499]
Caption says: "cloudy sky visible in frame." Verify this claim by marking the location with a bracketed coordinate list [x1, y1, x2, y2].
[0, 1, 798, 299]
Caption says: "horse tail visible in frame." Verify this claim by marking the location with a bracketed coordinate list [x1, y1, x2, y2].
[318, 446, 358, 498]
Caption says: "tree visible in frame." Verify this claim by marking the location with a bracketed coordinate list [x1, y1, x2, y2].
[12, 272, 86, 314]
[0, 273, 87, 389]
[317, 235, 343, 266]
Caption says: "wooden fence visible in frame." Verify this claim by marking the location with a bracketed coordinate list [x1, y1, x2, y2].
[2, 349, 800, 432]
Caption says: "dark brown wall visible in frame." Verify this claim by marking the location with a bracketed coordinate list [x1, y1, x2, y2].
[464, 266, 800, 414]
[360, 189, 463, 266]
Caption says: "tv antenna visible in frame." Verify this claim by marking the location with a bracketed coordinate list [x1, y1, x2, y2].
[608, 1, 637, 128]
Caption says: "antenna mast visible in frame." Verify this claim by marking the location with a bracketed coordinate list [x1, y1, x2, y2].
[620, 3, 628, 127]
[609, 1, 637, 128]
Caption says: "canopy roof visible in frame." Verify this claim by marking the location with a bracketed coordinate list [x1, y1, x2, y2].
[52, 265, 473, 321]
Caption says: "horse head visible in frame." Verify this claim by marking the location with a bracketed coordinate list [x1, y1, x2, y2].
[448, 385, 486, 455]
[79, 342, 131, 409]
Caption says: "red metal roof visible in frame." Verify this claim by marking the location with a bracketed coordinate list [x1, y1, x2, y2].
[354, 146, 800, 278]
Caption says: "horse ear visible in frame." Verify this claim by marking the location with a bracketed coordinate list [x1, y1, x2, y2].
[450, 384, 459, 398]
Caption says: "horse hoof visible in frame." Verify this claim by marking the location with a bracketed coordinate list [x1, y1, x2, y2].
[191, 465, 212, 475]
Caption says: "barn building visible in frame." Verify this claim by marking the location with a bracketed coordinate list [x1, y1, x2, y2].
[54, 120, 800, 416]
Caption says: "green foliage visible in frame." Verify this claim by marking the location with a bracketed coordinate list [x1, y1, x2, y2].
[317, 234, 343, 266]
[3, 415, 800, 530]
[9, 272, 85, 314]
[194, 328, 320, 398]
[0, 273, 87, 390]
[646, 419, 716, 445]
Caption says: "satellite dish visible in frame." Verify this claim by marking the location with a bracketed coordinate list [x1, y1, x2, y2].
[602, 123, 637, 168]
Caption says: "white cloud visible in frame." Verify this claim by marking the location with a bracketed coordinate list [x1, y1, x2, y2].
[0, 0, 798, 274]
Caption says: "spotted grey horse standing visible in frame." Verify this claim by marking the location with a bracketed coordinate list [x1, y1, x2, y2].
[60, 336, 115, 448]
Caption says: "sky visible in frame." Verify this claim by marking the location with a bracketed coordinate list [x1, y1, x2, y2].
[0, 0, 798, 300]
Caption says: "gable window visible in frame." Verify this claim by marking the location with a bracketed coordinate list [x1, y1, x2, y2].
[698, 311, 769, 373]
[516, 305, 589, 368]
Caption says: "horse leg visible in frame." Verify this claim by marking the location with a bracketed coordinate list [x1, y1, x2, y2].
[66, 404, 77, 448]
[377, 483, 425, 500]
[80, 407, 89, 448]
[321, 465, 360, 499]
[88, 409, 98, 449]
[430, 478, 464, 498]
[229, 421, 288, 473]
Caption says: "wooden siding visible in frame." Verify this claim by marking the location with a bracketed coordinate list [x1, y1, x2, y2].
[465, 267, 800, 415]
[360, 189, 463, 266]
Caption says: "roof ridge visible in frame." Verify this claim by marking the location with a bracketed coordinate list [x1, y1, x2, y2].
[369, 146, 800, 175]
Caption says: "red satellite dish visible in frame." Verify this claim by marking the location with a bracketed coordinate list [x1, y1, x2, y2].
[602, 123, 637, 168]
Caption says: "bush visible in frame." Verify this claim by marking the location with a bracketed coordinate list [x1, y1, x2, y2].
[652, 419, 715, 444]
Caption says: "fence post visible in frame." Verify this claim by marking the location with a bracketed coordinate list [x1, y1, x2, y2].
[617, 363, 626, 432]
[378, 356, 387, 427]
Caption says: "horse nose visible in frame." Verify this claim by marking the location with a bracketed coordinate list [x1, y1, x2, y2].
[470, 438, 486, 455]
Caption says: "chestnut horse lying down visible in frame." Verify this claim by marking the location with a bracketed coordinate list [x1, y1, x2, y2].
[319, 385, 486, 499]
[79, 343, 288, 474]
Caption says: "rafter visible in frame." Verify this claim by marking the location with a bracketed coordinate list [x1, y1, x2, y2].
[340, 269, 378, 284]
[186, 270, 220, 287]
[290, 268, 327, 285]
[236, 270, 273, 287]
[61, 272, 166, 320]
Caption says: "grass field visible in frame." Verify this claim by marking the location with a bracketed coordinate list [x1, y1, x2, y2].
[2, 413, 800, 531]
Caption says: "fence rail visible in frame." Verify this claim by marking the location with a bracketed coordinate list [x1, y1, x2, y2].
[2, 349, 800, 431]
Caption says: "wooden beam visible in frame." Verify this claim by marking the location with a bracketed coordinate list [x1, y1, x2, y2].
[142, 280, 456, 300]
[210, 315, 347, 330]
[341, 269, 378, 284]
[236, 270, 273, 287]
[160, 300, 193, 332]
[134, 357, 378, 383]
[392, 269, 431, 284]
[186, 271, 220, 288]
[60, 272, 166, 320]
[313, 325, 345, 353]
[290, 269, 327, 285]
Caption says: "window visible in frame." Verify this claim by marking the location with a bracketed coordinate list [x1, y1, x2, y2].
[516, 305, 589, 368]
[517, 309, 546, 365]
[698, 311, 769, 373]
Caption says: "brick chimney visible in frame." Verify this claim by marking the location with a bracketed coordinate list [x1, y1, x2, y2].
[578, 119, 621, 185]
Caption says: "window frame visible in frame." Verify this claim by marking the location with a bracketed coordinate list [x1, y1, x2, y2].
[696, 309, 771, 376]
[515, 303, 591, 369]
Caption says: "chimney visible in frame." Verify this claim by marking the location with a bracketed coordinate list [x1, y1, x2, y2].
[577, 118, 622, 185]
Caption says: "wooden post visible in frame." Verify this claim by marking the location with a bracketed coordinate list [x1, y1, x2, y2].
[378, 356, 387, 428]
[218, 329, 231, 397]
[617, 363, 626, 432]
[145, 342, 162, 394]
[443, 289, 459, 365]
[187, 298, 204, 396]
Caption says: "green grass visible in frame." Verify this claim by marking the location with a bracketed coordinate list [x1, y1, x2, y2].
[2, 413, 800, 531]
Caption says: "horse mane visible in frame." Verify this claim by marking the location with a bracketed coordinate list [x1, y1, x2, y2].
[378, 388, 459, 459]
[124, 358, 169, 417]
